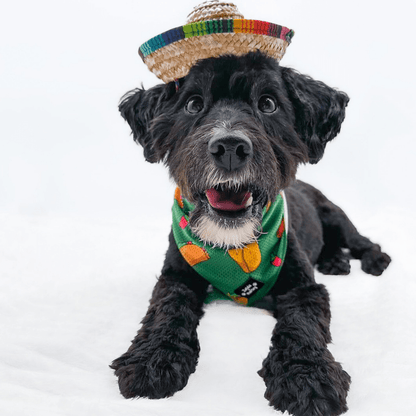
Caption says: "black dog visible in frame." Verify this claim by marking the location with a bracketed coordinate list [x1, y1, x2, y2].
[111, 51, 391, 415]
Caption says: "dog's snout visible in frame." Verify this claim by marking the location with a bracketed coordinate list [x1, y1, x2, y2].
[208, 136, 253, 172]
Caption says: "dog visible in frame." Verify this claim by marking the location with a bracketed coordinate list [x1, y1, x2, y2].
[111, 51, 391, 415]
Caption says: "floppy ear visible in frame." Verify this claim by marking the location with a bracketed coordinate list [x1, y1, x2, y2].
[281, 67, 349, 164]
[119, 83, 174, 163]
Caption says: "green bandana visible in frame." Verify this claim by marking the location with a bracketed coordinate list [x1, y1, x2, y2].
[172, 188, 288, 306]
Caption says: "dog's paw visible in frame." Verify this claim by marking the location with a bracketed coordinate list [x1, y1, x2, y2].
[361, 245, 391, 276]
[110, 344, 198, 399]
[259, 348, 351, 416]
[317, 251, 351, 276]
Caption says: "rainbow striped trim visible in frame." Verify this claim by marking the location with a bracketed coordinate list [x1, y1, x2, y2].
[139, 19, 294, 60]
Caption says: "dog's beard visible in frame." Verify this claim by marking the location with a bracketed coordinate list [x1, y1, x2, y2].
[191, 214, 261, 250]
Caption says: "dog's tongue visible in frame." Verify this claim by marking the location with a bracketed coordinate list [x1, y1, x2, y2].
[206, 188, 251, 211]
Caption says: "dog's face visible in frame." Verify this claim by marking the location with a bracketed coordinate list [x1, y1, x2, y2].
[120, 52, 349, 248]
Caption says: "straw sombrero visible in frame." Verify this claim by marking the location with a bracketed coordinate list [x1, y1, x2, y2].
[139, 0, 294, 83]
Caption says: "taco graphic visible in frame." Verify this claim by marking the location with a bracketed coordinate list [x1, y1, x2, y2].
[227, 294, 249, 306]
[179, 242, 210, 266]
[228, 242, 261, 273]
[174, 187, 184, 208]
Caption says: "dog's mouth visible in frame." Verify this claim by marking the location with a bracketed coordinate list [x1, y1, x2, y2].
[206, 186, 252, 213]
[200, 182, 266, 220]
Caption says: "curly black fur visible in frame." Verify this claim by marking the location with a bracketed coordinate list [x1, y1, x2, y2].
[111, 51, 391, 415]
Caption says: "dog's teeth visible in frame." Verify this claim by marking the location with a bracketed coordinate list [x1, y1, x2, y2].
[245, 196, 253, 208]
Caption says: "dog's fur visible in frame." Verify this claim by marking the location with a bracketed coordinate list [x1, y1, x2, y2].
[111, 51, 391, 415]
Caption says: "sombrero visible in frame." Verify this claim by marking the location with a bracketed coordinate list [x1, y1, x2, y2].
[138, 0, 294, 83]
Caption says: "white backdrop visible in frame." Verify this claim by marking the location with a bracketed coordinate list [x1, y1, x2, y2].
[1, 1, 415, 415]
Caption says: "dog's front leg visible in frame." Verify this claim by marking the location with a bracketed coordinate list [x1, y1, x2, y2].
[111, 232, 209, 399]
[259, 236, 351, 416]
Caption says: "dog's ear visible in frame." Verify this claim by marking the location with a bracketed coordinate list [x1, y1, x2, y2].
[119, 83, 174, 163]
[281, 67, 349, 164]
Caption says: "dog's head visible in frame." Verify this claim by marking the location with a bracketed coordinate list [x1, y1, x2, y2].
[120, 51, 349, 248]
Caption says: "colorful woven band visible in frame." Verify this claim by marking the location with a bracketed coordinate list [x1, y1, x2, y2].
[139, 19, 294, 61]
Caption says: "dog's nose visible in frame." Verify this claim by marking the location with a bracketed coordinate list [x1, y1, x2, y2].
[208, 136, 253, 171]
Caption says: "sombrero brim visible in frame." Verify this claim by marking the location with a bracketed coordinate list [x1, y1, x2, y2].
[139, 19, 294, 83]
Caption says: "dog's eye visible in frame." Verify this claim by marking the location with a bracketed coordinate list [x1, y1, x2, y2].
[258, 96, 277, 114]
[185, 96, 204, 114]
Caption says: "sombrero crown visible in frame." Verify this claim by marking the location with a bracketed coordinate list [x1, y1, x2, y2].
[139, 0, 294, 83]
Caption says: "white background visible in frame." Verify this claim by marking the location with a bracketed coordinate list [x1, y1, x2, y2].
[1, 1, 415, 415]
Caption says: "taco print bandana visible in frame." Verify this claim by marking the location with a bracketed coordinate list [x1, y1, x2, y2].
[172, 187, 288, 306]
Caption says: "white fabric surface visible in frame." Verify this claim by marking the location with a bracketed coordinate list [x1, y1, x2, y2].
[1, 209, 415, 416]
